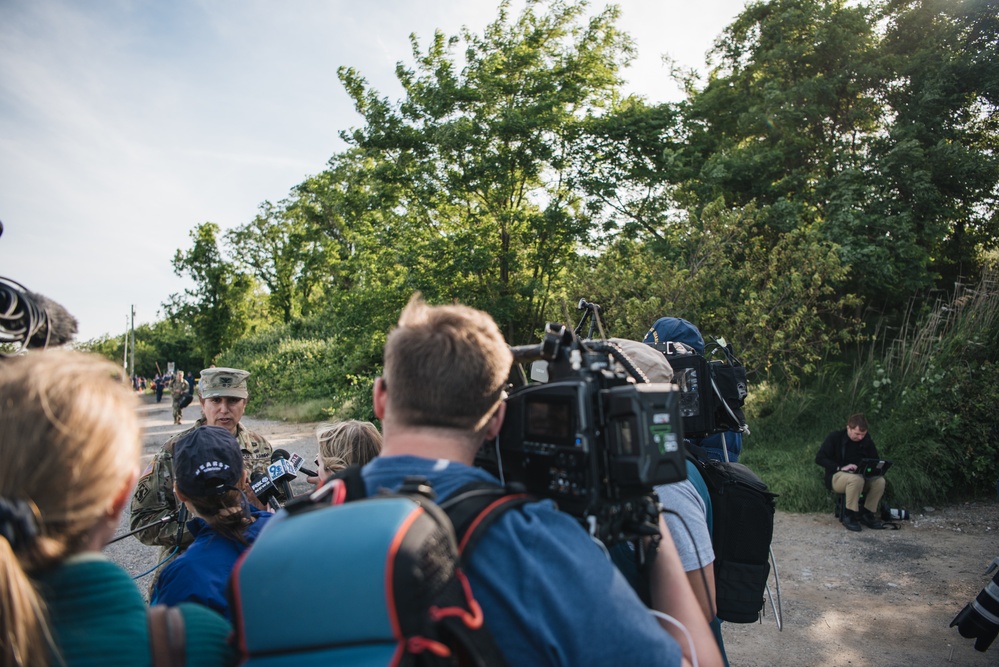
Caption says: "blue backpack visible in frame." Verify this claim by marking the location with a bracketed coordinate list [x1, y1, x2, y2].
[229, 467, 530, 666]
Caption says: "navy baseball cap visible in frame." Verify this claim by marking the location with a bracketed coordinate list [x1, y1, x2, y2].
[173, 425, 244, 497]
[642, 316, 705, 355]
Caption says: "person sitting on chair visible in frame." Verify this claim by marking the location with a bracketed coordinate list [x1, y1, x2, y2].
[815, 413, 886, 531]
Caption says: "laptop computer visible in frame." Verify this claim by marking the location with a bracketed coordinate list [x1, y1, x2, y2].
[858, 458, 893, 478]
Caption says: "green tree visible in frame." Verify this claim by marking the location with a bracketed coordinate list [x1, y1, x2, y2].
[566, 201, 855, 382]
[573, 97, 691, 242]
[873, 0, 999, 290]
[226, 199, 335, 324]
[337, 0, 633, 342]
[291, 149, 411, 336]
[165, 222, 261, 366]
[76, 318, 201, 379]
[676, 0, 998, 310]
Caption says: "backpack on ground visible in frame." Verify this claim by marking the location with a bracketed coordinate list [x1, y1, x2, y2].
[229, 466, 531, 666]
[686, 444, 777, 623]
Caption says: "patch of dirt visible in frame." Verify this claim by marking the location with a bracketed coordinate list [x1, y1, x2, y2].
[722, 502, 999, 666]
[111, 396, 999, 664]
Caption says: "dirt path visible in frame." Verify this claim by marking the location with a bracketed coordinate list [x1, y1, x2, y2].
[723, 503, 999, 666]
[108, 396, 999, 665]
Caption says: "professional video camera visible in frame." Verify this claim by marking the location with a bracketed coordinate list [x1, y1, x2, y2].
[477, 300, 687, 545]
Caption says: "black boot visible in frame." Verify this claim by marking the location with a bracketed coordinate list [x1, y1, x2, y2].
[842, 509, 862, 532]
[860, 508, 884, 529]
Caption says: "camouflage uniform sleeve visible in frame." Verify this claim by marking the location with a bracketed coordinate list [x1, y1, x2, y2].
[128, 440, 195, 549]
[238, 427, 288, 501]
[237, 427, 274, 477]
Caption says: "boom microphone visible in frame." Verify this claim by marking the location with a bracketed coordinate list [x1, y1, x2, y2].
[0, 221, 78, 354]
[0, 278, 79, 352]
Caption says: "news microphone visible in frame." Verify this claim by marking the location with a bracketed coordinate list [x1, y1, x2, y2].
[287, 452, 318, 479]
[250, 471, 282, 512]
[173, 504, 189, 549]
[267, 453, 298, 502]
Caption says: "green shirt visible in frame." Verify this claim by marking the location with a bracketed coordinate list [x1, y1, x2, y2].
[34, 553, 235, 666]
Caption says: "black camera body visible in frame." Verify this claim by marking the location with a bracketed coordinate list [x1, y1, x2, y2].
[477, 323, 687, 544]
[648, 341, 748, 439]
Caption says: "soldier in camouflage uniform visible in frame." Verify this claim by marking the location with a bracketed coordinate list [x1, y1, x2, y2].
[170, 371, 189, 425]
[130, 367, 273, 571]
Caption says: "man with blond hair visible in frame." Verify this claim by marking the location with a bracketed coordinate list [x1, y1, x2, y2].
[360, 294, 721, 667]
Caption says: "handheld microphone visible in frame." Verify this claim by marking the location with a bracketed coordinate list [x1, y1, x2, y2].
[287, 452, 318, 478]
[174, 505, 189, 548]
[267, 452, 298, 502]
[250, 471, 282, 512]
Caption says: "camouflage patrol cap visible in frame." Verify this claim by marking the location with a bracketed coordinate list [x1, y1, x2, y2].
[198, 367, 250, 399]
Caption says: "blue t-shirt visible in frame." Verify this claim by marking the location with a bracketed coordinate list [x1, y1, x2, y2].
[362, 455, 683, 667]
[152, 506, 272, 620]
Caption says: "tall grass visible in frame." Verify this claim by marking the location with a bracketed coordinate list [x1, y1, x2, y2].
[746, 268, 999, 512]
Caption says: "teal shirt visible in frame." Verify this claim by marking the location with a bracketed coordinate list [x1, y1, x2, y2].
[33, 554, 235, 667]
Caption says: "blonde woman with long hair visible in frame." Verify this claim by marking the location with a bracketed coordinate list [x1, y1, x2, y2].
[0, 351, 234, 667]
[306, 420, 383, 486]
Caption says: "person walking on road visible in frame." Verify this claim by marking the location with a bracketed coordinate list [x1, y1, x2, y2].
[170, 371, 189, 425]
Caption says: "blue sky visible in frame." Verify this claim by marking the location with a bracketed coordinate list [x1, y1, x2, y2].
[0, 0, 747, 342]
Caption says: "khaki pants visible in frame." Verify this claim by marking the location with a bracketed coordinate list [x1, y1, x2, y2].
[832, 471, 886, 513]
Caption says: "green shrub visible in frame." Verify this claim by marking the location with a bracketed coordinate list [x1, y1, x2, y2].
[743, 270, 999, 511]
[219, 320, 384, 423]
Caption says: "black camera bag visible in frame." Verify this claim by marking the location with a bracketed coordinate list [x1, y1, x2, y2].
[687, 444, 777, 623]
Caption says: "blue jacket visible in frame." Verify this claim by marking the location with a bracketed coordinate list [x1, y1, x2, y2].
[152, 505, 271, 620]
[362, 455, 683, 667]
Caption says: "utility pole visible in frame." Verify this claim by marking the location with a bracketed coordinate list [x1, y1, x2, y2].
[130, 305, 136, 383]
[122, 314, 129, 380]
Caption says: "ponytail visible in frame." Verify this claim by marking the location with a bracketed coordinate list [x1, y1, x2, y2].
[0, 498, 56, 667]
[187, 490, 254, 546]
